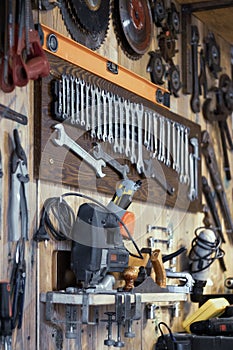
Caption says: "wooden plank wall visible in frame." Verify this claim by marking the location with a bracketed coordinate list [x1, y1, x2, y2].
[0, 1, 233, 350]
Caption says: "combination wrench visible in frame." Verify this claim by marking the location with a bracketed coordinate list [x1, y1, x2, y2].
[93, 143, 129, 179]
[53, 124, 106, 178]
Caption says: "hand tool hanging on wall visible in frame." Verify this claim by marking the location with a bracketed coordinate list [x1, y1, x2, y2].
[201, 130, 233, 242]
[203, 74, 233, 180]
[58, 0, 110, 50]
[0, 151, 3, 240]
[0, 0, 50, 92]
[8, 129, 29, 242]
[53, 123, 106, 178]
[190, 25, 200, 114]
[202, 176, 225, 244]
[10, 238, 26, 330]
[0, 282, 13, 350]
[0, 103, 28, 125]
[198, 49, 208, 99]
[112, 0, 153, 60]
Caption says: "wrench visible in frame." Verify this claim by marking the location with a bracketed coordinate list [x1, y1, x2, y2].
[124, 100, 131, 157]
[102, 90, 108, 141]
[144, 110, 148, 147]
[91, 85, 96, 138]
[184, 127, 190, 184]
[62, 74, 67, 120]
[93, 143, 129, 179]
[66, 75, 71, 118]
[53, 124, 106, 178]
[107, 92, 114, 143]
[96, 87, 102, 139]
[70, 76, 75, 124]
[147, 111, 152, 151]
[130, 103, 137, 164]
[113, 95, 120, 152]
[152, 113, 158, 158]
[136, 103, 144, 174]
[80, 80, 85, 126]
[75, 78, 80, 124]
[179, 125, 185, 183]
[165, 119, 171, 167]
[85, 83, 91, 130]
[119, 97, 124, 154]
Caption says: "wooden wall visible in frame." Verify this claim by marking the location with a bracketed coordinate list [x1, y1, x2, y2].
[0, 1, 233, 349]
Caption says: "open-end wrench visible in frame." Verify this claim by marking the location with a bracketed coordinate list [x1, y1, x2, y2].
[80, 80, 85, 126]
[102, 90, 108, 141]
[91, 85, 96, 138]
[96, 87, 102, 139]
[152, 113, 158, 158]
[175, 123, 181, 173]
[146, 111, 152, 151]
[172, 121, 176, 170]
[124, 100, 131, 157]
[130, 103, 137, 164]
[144, 110, 148, 147]
[184, 127, 190, 184]
[75, 78, 80, 124]
[165, 119, 171, 167]
[136, 103, 144, 174]
[144, 158, 175, 196]
[85, 83, 91, 130]
[70, 76, 75, 124]
[66, 75, 71, 118]
[113, 95, 120, 152]
[119, 97, 124, 154]
[93, 143, 129, 179]
[53, 124, 106, 178]
[108, 92, 114, 143]
[62, 74, 67, 120]
[179, 125, 185, 183]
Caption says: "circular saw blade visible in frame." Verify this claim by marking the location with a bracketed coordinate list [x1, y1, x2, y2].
[68, 0, 110, 33]
[113, 0, 153, 60]
[59, 0, 108, 50]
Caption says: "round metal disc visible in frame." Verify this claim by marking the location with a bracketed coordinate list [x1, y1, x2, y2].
[68, 0, 110, 33]
[152, 0, 166, 27]
[60, 0, 108, 50]
[118, 0, 153, 55]
[147, 51, 165, 85]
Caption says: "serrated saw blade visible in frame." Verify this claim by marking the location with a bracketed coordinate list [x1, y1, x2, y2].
[113, 0, 153, 60]
[68, 0, 110, 33]
[59, 0, 110, 50]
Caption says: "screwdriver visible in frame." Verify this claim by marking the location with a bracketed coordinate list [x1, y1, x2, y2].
[0, 282, 12, 350]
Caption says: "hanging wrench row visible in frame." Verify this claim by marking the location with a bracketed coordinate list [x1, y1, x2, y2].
[51, 75, 196, 191]
[143, 111, 192, 185]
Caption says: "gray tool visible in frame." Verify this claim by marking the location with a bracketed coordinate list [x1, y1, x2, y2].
[0, 150, 2, 239]
[53, 124, 106, 178]
[136, 103, 144, 174]
[188, 137, 199, 200]
[144, 158, 175, 196]
[93, 143, 129, 179]
[166, 270, 194, 294]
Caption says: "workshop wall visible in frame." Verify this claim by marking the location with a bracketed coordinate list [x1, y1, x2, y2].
[0, 1, 233, 350]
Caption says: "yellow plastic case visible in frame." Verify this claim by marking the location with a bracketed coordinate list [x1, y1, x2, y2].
[183, 297, 230, 333]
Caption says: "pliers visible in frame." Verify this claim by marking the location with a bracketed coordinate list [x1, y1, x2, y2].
[8, 129, 29, 242]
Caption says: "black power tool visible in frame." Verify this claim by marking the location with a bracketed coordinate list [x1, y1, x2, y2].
[70, 179, 141, 289]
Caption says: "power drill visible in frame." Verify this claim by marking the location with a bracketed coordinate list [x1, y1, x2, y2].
[190, 317, 233, 336]
[70, 179, 141, 289]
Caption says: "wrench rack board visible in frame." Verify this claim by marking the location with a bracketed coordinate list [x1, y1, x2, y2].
[34, 52, 202, 213]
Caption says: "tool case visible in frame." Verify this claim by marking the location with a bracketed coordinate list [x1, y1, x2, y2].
[182, 297, 229, 332]
[155, 332, 233, 350]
